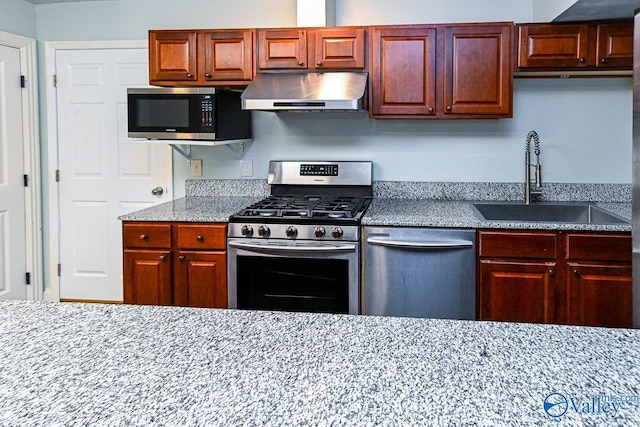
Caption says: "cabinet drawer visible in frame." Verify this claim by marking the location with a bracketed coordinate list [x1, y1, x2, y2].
[123, 223, 172, 249]
[478, 231, 556, 259]
[176, 223, 227, 250]
[566, 233, 631, 262]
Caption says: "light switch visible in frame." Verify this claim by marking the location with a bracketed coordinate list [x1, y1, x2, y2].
[191, 159, 203, 177]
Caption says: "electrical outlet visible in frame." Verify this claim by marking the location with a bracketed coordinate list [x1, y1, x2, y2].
[241, 159, 253, 177]
[191, 159, 203, 177]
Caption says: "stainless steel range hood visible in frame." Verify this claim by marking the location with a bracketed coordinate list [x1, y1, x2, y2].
[241, 72, 368, 111]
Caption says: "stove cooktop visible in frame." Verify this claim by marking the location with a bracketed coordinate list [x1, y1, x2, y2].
[230, 194, 371, 224]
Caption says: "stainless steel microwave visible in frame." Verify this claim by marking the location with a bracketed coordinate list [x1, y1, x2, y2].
[127, 87, 252, 141]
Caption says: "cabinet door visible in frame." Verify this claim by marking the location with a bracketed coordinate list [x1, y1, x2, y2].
[596, 23, 633, 68]
[174, 251, 227, 308]
[444, 24, 512, 116]
[149, 30, 198, 83]
[314, 28, 366, 70]
[517, 24, 590, 68]
[370, 26, 437, 117]
[479, 260, 556, 323]
[258, 29, 307, 70]
[568, 263, 632, 328]
[203, 30, 254, 82]
[123, 250, 172, 305]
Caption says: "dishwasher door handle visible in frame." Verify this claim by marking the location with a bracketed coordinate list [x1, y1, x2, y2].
[366, 237, 474, 250]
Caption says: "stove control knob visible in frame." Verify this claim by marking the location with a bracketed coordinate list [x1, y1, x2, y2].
[258, 225, 270, 237]
[314, 227, 326, 238]
[331, 227, 344, 239]
[241, 225, 253, 237]
[285, 226, 297, 238]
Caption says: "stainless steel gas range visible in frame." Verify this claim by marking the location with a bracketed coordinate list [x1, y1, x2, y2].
[227, 160, 373, 315]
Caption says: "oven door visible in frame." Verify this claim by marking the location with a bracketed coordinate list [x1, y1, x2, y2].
[227, 239, 359, 314]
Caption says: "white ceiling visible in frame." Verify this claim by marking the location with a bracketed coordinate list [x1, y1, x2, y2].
[25, 0, 108, 4]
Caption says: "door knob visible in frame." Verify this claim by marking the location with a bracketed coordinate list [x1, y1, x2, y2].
[151, 186, 164, 197]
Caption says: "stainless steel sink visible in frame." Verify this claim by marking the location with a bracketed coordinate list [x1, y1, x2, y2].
[470, 202, 630, 224]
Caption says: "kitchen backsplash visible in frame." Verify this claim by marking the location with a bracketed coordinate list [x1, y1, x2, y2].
[185, 179, 631, 202]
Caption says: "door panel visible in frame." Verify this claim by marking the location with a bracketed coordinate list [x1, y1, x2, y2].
[0, 44, 27, 300]
[56, 48, 172, 302]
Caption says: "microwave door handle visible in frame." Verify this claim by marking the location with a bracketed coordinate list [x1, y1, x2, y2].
[228, 241, 357, 253]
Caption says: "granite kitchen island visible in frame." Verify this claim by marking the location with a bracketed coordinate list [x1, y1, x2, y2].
[1, 300, 639, 426]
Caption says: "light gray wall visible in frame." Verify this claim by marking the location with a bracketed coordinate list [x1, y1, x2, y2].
[0, 0, 37, 38]
[31, 0, 632, 199]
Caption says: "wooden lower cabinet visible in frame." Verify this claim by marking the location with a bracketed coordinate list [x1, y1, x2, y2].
[123, 250, 172, 306]
[479, 260, 556, 323]
[174, 251, 227, 308]
[477, 230, 632, 328]
[122, 222, 227, 308]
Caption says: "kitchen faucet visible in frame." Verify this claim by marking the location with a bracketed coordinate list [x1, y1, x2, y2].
[524, 130, 542, 205]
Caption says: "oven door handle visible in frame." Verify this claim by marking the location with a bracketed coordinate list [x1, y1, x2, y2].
[366, 237, 474, 250]
[228, 241, 357, 253]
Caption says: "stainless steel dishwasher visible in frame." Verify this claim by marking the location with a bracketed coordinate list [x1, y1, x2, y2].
[363, 227, 476, 319]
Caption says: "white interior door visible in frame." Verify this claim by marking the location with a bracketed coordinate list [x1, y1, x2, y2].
[0, 44, 27, 300]
[56, 48, 172, 302]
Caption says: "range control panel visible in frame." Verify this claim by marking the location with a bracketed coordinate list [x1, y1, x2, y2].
[300, 164, 339, 176]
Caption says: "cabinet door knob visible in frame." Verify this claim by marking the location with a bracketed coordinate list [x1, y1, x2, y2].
[204, 73, 212, 78]
[139, 234, 148, 240]
[316, 61, 322, 66]
[446, 105, 452, 112]
[428, 107, 434, 113]
[196, 235, 204, 242]
[186, 73, 193, 78]
[573, 269, 580, 276]
[298, 60, 304, 66]
[159, 254, 166, 261]
[600, 58, 607, 64]
[579, 57, 586, 64]
[548, 269, 555, 276]
[178, 255, 185, 262]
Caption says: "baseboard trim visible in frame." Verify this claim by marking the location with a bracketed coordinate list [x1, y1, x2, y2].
[59, 298, 123, 304]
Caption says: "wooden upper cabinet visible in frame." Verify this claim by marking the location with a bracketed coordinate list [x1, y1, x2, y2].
[516, 21, 632, 72]
[149, 29, 254, 86]
[370, 26, 437, 117]
[314, 28, 366, 69]
[202, 30, 254, 82]
[596, 22, 633, 68]
[517, 24, 590, 68]
[258, 28, 308, 70]
[149, 30, 198, 83]
[444, 23, 512, 116]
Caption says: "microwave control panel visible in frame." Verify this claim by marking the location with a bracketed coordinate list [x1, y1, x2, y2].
[201, 95, 214, 130]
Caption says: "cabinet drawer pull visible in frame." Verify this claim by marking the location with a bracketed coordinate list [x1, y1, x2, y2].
[139, 234, 148, 241]
[179, 255, 185, 262]
[548, 269, 555, 276]
[159, 254, 167, 261]
[196, 235, 204, 242]
[204, 73, 212, 78]
[573, 269, 580, 276]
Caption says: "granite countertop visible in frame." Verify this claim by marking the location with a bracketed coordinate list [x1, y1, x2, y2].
[118, 196, 261, 223]
[1, 300, 639, 426]
[363, 199, 632, 232]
